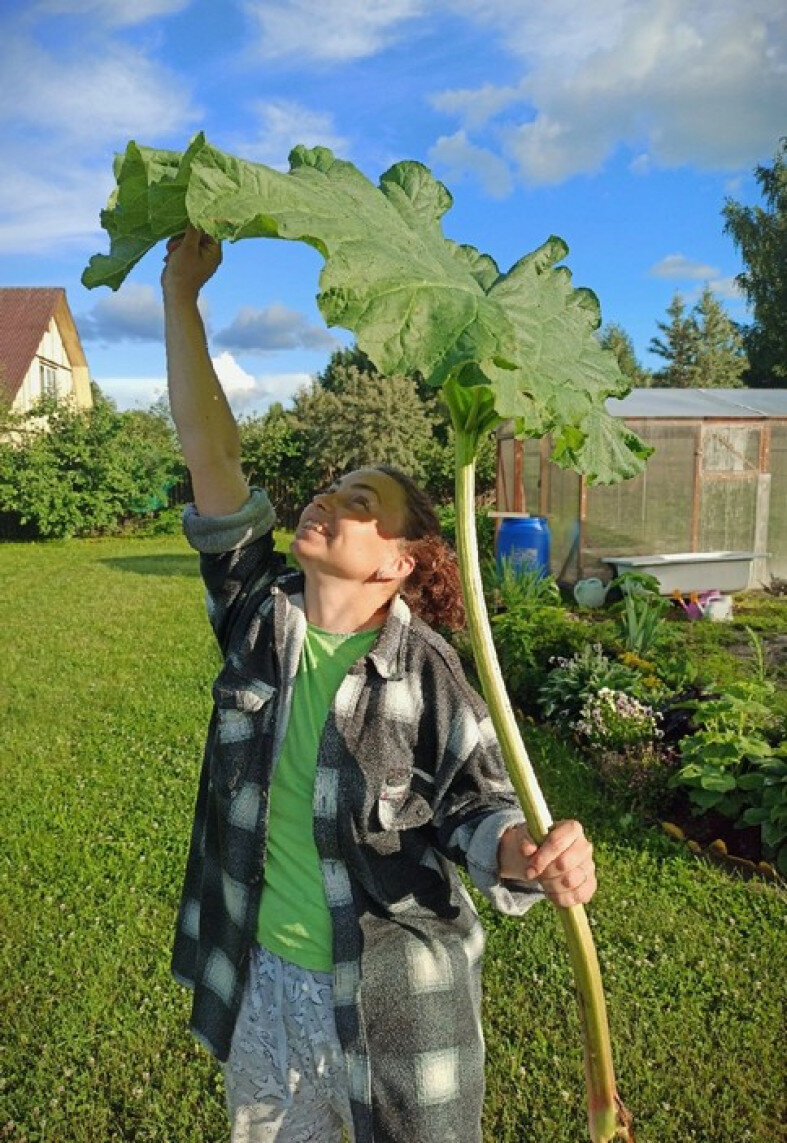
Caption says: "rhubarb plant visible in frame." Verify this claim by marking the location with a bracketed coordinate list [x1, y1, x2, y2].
[84, 133, 648, 1141]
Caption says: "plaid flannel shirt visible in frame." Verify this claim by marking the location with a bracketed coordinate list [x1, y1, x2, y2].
[171, 488, 544, 1143]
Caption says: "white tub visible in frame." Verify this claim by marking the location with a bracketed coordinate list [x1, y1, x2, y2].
[600, 551, 761, 595]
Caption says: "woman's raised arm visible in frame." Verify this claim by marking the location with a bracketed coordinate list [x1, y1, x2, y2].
[162, 226, 249, 518]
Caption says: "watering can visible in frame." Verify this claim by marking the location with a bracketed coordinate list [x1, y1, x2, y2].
[671, 589, 733, 621]
[573, 577, 610, 609]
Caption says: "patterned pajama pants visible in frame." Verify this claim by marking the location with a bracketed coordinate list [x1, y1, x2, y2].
[222, 944, 355, 1143]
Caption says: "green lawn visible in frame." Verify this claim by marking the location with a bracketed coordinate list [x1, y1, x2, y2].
[1, 535, 784, 1143]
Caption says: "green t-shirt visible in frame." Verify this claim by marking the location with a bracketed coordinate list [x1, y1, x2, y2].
[255, 621, 380, 971]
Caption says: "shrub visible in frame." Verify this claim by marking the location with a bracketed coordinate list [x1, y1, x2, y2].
[736, 746, 787, 876]
[610, 571, 671, 655]
[537, 643, 646, 721]
[491, 605, 593, 715]
[483, 557, 561, 613]
[0, 392, 182, 540]
[437, 503, 495, 564]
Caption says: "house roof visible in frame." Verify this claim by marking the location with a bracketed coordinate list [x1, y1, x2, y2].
[604, 388, 787, 419]
[0, 287, 88, 405]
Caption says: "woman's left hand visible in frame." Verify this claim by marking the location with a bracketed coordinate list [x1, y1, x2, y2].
[498, 819, 597, 907]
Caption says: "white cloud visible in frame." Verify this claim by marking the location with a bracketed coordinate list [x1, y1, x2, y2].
[242, 0, 425, 62]
[0, 21, 199, 253]
[0, 36, 198, 145]
[32, 0, 191, 27]
[0, 165, 114, 254]
[428, 131, 513, 199]
[429, 83, 522, 131]
[237, 101, 349, 168]
[215, 304, 339, 353]
[707, 276, 745, 302]
[98, 357, 312, 415]
[437, 0, 787, 184]
[95, 376, 167, 411]
[212, 352, 257, 396]
[212, 353, 312, 414]
[78, 284, 165, 343]
[629, 153, 653, 176]
[650, 254, 720, 280]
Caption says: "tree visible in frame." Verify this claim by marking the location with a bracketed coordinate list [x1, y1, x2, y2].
[723, 139, 787, 384]
[690, 286, 748, 388]
[648, 289, 747, 388]
[649, 294, 698, 387]
[317, 345, 375, 391]
[598, 323, 652, 387]
[319, 342, 435, 403]
[238, 402, 307, 521]
[311, 345, 497, 503]
[290, 365, 436, 491]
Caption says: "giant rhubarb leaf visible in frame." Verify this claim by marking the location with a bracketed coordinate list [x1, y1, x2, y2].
[83, 132, 650, 485]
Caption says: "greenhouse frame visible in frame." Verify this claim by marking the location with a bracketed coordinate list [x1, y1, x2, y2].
[495, 389, 787, 590]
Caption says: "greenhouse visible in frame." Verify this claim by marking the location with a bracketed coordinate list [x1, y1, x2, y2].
[495, 389, 787, 590]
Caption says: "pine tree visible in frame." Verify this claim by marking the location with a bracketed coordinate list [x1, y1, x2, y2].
[648, 294, 698, 387]
[690, 286, 748, 388]
[599, 323, 652, 387]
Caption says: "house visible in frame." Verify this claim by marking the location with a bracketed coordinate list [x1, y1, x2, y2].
[0, 288, 92, 416]
[496, 389, 787, 587]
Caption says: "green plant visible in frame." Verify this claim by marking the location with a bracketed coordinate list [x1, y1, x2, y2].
[483, 556, 561, 612]
[736, 745, 787, 876]
[538, 644, 647, 722]
[652, 653, 700, 693]
[593, 744, 681, 818]
[489, 606, 593, 714]
[576, 689, 661, 753]
[609, 572, 670, 655]
[0, 392, 182, 540]
[83, 135, 655, 1142]
[668, 681, 777, 818]
[742, 624, 767, 684]
[437, 503, 495, 563]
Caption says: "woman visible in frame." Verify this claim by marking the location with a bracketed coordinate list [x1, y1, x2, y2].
[163, 227, 597, 1143]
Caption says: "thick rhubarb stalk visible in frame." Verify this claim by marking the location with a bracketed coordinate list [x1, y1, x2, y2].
[454, 439, 634, 1143]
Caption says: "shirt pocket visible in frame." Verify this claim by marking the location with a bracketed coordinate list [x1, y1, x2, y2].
[375, 773, 433, 833]
[211, 662, 276, 795]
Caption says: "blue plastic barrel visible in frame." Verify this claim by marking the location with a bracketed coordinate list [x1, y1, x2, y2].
[496, 516, 551, 578]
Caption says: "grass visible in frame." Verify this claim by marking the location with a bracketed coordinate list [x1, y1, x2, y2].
[1, 535, 785, 1143]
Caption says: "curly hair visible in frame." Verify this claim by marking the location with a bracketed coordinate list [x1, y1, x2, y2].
[373, 466, 466, 632]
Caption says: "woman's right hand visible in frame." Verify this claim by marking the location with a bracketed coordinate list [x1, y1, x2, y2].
[161, 224, 222, 300]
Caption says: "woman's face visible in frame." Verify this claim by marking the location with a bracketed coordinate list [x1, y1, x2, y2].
[291, 468, 412, 584]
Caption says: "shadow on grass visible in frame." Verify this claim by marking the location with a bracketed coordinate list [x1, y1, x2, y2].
[101, 555, 201, 577]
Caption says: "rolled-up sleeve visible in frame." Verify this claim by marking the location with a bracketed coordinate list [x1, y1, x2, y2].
[464, 808, 545, 916]
[182, 487, 276, 554]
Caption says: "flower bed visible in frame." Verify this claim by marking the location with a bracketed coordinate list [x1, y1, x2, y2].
[454, 563, 787, 879]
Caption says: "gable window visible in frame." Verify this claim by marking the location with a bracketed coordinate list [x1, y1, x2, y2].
[39, 361, 58, 398]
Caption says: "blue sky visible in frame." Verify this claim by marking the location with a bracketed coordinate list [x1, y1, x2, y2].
[1, 0, 784, 415]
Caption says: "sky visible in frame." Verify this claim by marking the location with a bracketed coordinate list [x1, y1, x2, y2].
[1, 0, 785, 416]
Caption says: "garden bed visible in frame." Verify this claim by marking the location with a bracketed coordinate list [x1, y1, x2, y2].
[465, 562, 787, 880]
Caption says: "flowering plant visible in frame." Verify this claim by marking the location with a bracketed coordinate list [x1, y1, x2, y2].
[538, 643, 644, 720]
[576, 688, 662, 752]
